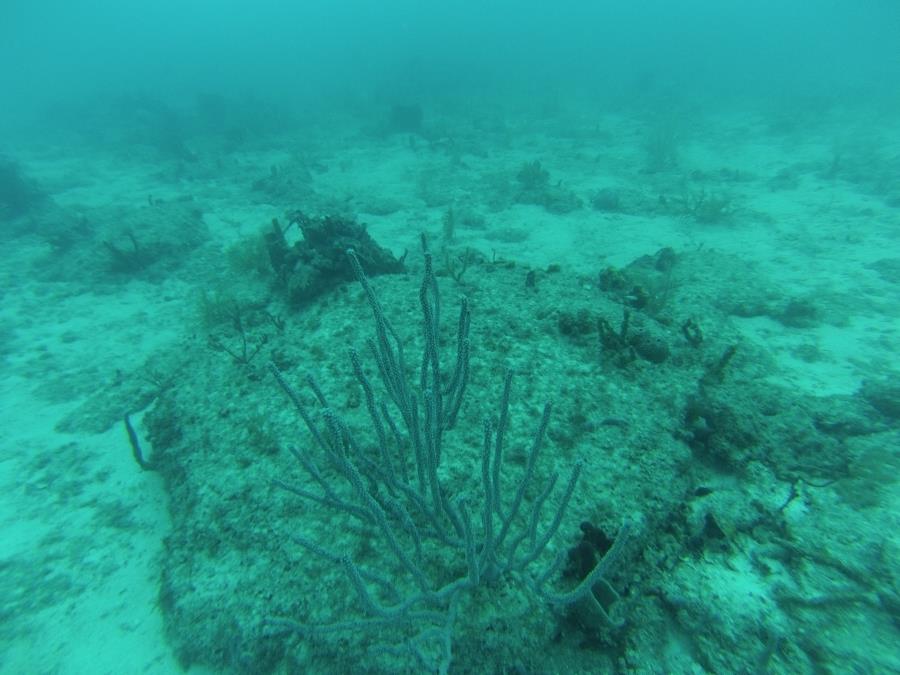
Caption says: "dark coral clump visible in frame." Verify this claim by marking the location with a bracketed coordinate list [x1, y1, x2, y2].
[564, 522, 615, 582]
[265, 211, 405, 306]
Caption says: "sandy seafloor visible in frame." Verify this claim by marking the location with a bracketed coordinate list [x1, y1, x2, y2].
[1, 100, 898, 673]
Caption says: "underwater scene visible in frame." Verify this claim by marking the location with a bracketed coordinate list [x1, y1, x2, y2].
[1, 1, 898, 673]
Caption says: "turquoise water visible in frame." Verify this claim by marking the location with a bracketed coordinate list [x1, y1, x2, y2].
[1, 2, 898, 673]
